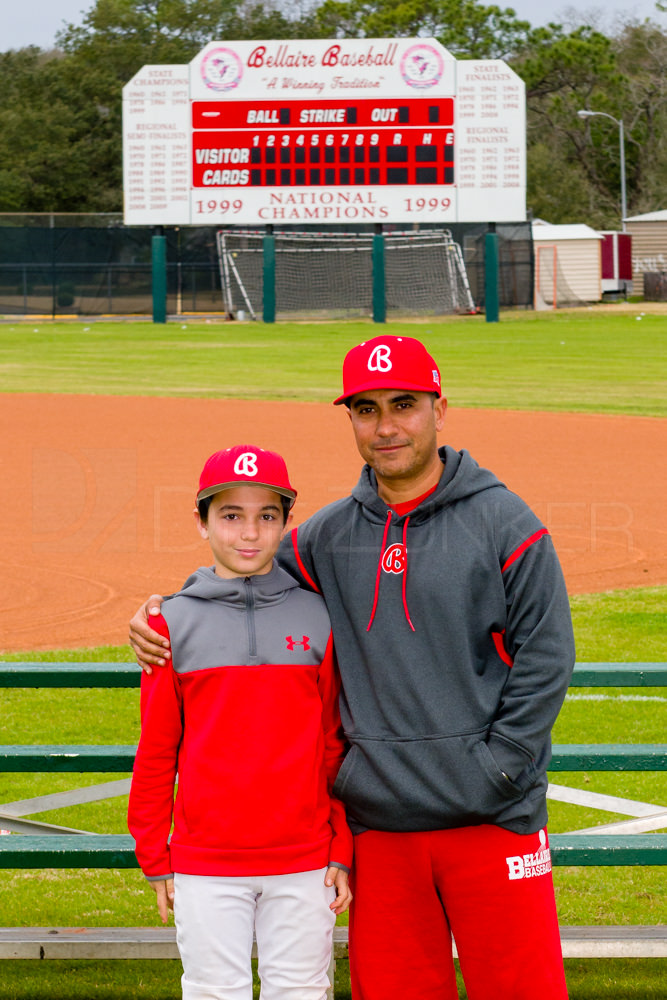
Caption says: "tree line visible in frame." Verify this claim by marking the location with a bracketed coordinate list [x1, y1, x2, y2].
[1, 0, 666, 226]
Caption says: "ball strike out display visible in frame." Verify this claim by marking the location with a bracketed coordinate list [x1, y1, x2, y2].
[192, 98, 455, 193]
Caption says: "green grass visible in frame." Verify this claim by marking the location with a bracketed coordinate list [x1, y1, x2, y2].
[0, 646, 133, 664]
[570, 587, 667, 661]
[0, 957, 665, 1000]
[0, 962, 185, 999]
[0, 311, 665, 415]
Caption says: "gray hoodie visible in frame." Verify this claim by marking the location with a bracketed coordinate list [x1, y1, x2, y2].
[279, 445, 575, 835]
[161, 563, 331, 669]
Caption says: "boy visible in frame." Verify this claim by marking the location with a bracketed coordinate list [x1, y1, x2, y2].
[128, 444, 352, 1000]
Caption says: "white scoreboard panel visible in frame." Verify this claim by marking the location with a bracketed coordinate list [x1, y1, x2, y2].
[122, 39, 526, 226]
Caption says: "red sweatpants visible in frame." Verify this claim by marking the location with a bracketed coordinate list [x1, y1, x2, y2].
[348, 826, 568, 1000]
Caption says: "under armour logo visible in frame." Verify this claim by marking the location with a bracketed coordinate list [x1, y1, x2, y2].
[368, 345, 392, 372]
[382, 544, 406, 574]
[234, 452, 258, 477]
[286, 635, 310, 651]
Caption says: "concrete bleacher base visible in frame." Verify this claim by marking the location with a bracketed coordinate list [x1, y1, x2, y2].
[0, 925, 665, 960]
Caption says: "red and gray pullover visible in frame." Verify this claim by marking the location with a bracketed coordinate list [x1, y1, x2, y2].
[128, 563, 352, 881]
[279, 446, 576, 837]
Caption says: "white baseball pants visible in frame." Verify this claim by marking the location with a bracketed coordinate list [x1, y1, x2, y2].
[173, 868, 336, 1000]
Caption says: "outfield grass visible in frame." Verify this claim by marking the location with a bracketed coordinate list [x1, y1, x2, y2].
[0, 311, 665, 415]
[569, 587, 667, 661]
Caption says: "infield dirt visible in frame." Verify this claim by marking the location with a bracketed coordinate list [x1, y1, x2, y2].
[0, 393, 664, 651]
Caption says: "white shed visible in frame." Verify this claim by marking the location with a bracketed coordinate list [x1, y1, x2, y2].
[531, 221, 602, 307]
[624, 209, 667, 296]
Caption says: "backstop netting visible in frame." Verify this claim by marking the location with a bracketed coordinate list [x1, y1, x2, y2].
[216, 230, 476, 320]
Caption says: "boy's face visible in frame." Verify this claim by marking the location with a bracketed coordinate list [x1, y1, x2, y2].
[194, 485, 291, 579]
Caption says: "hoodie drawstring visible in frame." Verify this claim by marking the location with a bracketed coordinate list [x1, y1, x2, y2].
[366, 510, 392, 632]
[401, 517, 415, 632]
[366, 511, 415, 633]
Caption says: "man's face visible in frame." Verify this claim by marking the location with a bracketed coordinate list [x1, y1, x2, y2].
[347, 389, 446, 485]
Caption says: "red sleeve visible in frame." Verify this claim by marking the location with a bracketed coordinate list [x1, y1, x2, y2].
[128, 613, 183, 879]
[318, 633, 353, 870]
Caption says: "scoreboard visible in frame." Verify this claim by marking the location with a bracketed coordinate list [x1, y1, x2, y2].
[123, 39, 526, 226]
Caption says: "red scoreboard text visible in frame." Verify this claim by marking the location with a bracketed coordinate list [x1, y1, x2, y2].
[192, 98, 455, 189]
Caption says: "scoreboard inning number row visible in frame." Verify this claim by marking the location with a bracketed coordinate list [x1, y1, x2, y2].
[193, 98, 455, 192]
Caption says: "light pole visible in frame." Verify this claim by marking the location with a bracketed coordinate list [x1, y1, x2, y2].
[577, 109, 627, 231]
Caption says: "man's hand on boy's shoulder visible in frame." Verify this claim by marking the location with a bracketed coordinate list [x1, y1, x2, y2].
[326, 865, 353, 915]
[129, 595, 171, 674]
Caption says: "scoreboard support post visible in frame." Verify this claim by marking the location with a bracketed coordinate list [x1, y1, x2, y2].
[484, 231, 500, 324]
[372, 226, 386, 324]
[263, 227, 276, 324]
[151, 233, 167, 325]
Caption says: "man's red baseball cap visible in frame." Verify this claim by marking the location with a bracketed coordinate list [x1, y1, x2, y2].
[197, 444, 297, 506]
[333, 335, 442, 405]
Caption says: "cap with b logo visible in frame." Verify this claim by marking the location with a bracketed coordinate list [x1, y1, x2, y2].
[333, 335, 442, 405]
[197, 444, 297, 505]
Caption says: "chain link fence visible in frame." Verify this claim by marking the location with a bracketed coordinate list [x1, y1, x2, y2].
[0, 215, 533, 317]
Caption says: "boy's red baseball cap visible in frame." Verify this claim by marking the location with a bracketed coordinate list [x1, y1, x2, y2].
[197, 445, 297, 506]
[333, 335, 442, 405]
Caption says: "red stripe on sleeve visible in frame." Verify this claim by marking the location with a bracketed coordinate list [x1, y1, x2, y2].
[501, 528, 549, 574]
[290, 526, 321, 593]
[491, 629, 514, 667]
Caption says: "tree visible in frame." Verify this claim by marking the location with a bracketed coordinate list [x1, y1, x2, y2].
[52, 0, 248, 210]
[613, 19, 667, 212]
[0, 47, 96, 212]
[57, 0, 242, 68]
[514, 16, 667, 225]
[3, 0, 320, 212]
[314, 0, 532, 58]
[512, 24, 633, 226]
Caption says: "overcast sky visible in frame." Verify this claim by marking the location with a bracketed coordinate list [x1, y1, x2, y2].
[2, 0, 665, 52]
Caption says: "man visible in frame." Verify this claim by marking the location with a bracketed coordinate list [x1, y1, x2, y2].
[130, 335, 575, 1000]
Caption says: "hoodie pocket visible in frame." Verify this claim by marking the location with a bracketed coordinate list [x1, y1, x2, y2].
[333, 731, 526, 831]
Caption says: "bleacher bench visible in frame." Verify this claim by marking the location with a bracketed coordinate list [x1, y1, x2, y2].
[0, 661, 665, 967]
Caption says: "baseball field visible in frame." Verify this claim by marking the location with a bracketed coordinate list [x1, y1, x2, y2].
[0, 307, 665, 998]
